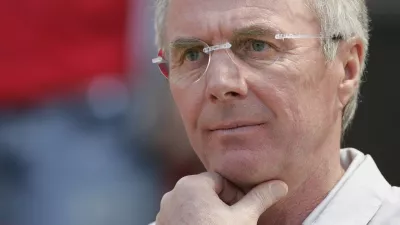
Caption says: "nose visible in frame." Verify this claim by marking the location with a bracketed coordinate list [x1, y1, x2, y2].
[205, 50, 248, 103]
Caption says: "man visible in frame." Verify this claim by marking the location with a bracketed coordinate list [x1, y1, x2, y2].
[150, 0, 400, 224]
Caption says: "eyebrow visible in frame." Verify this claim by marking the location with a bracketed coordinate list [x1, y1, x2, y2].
[168, 24, 284, 49]
[232, 24, 282, 39]
[169, 38, 205, 50]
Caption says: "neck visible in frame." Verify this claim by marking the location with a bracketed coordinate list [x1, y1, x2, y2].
[258, 125, 345, 225]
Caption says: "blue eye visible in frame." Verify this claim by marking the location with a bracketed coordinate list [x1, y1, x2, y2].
[251, 40, 268, 52]
[185, 50, 201, 61]
[234, 39, 278, 64]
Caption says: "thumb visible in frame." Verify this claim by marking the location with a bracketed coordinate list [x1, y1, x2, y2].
[231, 180, 288, 217]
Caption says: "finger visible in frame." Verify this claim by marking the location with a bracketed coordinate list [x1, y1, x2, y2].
[198, 172, 244, 204]
[218, 178, 245, 205]
[174, 172, 223, 192]
[198, 172, 224, 193]
[160, 192, 171, 209]
[231, 180, 288, 217]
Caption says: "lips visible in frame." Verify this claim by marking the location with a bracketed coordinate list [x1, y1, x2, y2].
[209, 121, 266, 131]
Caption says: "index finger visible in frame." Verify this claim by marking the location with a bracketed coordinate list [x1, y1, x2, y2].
[199, 172, 245, 205]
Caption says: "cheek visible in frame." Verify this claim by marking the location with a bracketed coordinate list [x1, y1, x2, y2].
[170, 83, 204, 140]
[248, 72, 307, 155]
[249, 62, 333, 139]
[288, 71, 342, 145]
[249, 71, 301, 125]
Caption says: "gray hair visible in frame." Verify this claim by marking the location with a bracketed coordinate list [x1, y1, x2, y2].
[154, 0, 370, 134]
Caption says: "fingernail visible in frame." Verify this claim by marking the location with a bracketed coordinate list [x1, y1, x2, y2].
[270, 182, 288, 199]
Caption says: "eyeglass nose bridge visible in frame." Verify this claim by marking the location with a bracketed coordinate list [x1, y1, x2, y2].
[202, 42, 240, 79]
[203, 42, 232, 54]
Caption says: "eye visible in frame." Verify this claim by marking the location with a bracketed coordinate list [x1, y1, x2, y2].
[250, 40, 269, 52]
[234, 39, 274, 55]
[185, 49, 202, 61]
[233, 39, 279, 64]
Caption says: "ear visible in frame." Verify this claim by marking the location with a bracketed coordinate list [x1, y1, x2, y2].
[338, 38, 364, 108]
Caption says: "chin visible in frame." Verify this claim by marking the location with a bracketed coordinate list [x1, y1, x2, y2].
[208, 149, 281, 189]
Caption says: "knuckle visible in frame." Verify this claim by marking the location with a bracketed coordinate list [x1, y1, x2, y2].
[176, 175, 192, 186]
[175, 175, 198, 189]
[160, 191, 172, 207]
[256, 190, 271, 204]
[204, 171, 219, 179]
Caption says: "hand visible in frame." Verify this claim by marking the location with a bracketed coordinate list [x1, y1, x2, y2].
[155, 172, 288, 225]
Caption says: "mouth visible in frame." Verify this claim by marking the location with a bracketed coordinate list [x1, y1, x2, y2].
[209, 122, 266, 132]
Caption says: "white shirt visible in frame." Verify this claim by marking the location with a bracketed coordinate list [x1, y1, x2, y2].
[304, 148, 400, 225]
[149, 148, 400, 225]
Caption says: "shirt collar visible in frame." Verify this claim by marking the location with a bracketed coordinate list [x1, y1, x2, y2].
[303, 148, 391, 225]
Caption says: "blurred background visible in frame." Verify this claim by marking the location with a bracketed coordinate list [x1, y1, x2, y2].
[0, 0, 398, 224]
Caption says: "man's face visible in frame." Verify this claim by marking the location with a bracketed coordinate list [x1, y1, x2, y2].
[165, 0, 346, 188]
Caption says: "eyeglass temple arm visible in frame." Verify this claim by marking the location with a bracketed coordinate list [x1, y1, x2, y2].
[152, 57, 166, 64]
[151, 33, 340, 63]
[275, 33, 323, 40]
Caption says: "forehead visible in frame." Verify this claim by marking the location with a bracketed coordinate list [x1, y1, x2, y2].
[165, 0, 320, 44]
